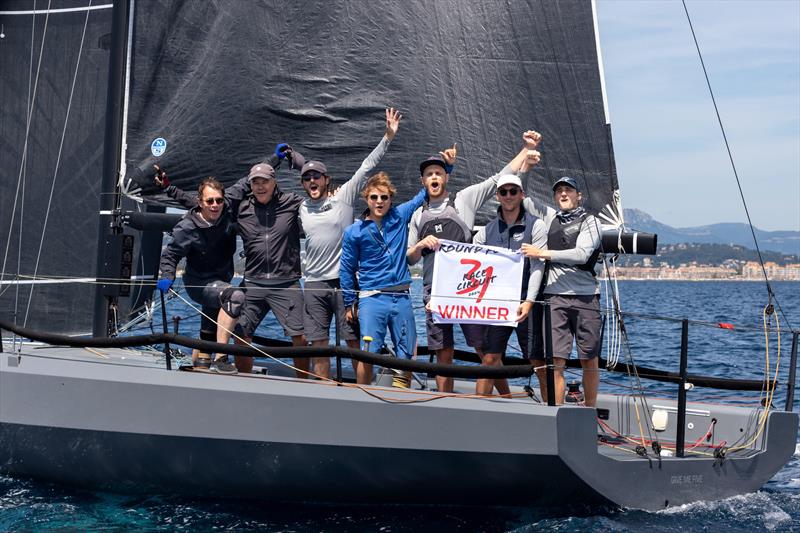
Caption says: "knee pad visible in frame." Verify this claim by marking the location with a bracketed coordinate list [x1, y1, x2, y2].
[200, 329, 216, 342]
[219, 287, 245, 318]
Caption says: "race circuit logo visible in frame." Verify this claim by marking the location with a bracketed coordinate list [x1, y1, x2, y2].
[455, 259, 496, 303]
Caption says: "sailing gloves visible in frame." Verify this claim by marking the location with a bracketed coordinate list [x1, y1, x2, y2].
[156, 278, 173, 293]
[275, 143, 291, 159]
[153, 165, 170, 188]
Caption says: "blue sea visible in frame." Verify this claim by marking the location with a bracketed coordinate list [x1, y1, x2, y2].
[2, 281, 799, 531]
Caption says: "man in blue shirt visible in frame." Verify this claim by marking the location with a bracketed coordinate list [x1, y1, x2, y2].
[340, 173, 427, 384]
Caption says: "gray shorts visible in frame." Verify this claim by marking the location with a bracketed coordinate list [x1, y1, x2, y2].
[303, 279, 357, 342]
[422, 284, 486, 350]
[533, 294, 601, 360]
[184, 277, 231, 334]
[235, 280, 304, 339]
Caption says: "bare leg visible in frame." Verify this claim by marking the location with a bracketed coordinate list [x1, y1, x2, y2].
[291, 334, 309, 379]
[234, 337, 254, 374]
[435, 347, 454, 393]
[581, 357, 599, 407]
[215, 308, 236, 347]
[489, 350, 511, 397]
[476, 353, 502, 396]
[533, 357, 567, 405]
[310, 339, 331, 379]
[348, 339, 374, 384]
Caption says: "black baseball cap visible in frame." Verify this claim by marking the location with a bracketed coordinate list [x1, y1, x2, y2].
[552, 176, 580, 192]
[419, 155, 448, 175]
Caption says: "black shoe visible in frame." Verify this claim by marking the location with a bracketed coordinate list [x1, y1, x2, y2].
[211, 360, 238, 374]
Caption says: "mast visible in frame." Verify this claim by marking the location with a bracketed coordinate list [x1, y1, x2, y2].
[93, 0, 131, 336]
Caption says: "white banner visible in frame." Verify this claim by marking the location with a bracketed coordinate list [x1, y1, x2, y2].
[430, 239, 523, 327]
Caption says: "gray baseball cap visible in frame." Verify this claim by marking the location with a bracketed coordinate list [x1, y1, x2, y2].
[301, 160, 328, 176]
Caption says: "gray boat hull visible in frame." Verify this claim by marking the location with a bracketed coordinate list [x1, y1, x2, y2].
[0, 347, 796, 510]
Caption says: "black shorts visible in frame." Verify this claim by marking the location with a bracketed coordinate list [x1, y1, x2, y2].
[485, 312, 536, 358]
[303, 279, 357, 342]
[532, 294, 601, 360]
[184, 277, 231, 334]
[422, 284, 486, 350]
[235, 280, 304, 339]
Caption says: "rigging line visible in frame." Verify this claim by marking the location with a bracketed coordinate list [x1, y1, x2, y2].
[23, 0, 93, 327]
[0, 0, 52, 296]
[681, 1, 794, 333]
[14, 0, 38, 346]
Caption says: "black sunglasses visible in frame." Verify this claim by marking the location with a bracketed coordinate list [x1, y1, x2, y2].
[498, 187, 520, 197]
[302, 172, 325, 182]
[369, 194, 390, 201]
[203, 197, 224, 205]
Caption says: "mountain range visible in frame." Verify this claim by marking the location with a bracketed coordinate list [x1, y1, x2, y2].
[623, 209, 800, 257]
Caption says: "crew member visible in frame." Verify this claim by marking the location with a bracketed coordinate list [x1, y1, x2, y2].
[340, 175, 427, 386]
[473, 174, 547, 396]
[156, 173, 245, 373]
[406, 132, 543, 392]
[299, 108, 402, 383]
[232, 157, 308, 376]
[522, 176, 602, 407]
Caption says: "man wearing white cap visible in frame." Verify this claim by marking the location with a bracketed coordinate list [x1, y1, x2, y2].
[472, 173, 547, 396]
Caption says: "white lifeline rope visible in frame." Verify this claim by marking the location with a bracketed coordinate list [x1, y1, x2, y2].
[23, 1, 94, 327]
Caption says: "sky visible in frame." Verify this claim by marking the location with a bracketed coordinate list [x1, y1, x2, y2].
[595, 0, 799, 232]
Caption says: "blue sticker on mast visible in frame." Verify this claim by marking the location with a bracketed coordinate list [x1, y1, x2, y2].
[151, 137, 167, 157]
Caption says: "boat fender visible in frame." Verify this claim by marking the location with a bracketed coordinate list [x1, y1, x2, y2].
[220, 287, 245, 318]
[651, 409, 669, 431]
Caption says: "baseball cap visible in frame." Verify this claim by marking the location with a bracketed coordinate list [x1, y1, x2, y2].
[301, 160, 328, 176]
[552, 176, 579, 192]
[419, 155, 448, 175]
[497, 174, 524, 191]
[248, 164, 275, 181]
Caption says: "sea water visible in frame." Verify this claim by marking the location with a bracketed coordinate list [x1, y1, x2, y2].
[1, 281, 798, 531]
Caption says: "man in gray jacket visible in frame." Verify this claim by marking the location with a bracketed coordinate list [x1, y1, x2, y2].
[299, 108, 401, 382]
[522, 176, 602, 407]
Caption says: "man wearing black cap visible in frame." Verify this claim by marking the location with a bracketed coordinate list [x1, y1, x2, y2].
[297, 108, 401, 382]
[406, 131, 542, 393]
[521, 175, 602, 407]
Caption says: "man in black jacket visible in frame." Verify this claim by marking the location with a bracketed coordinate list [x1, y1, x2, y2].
[232, 161, 308, 376]
[156, 174, 247, 372]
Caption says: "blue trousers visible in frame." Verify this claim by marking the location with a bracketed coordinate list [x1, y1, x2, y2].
[358, 293, 416, 360]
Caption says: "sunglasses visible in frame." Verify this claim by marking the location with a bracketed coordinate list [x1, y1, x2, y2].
[302, 172, 325, 182]
[498, 187, 520, 197]
[203, 197, 224, 205]
[369, 194, 390, 201]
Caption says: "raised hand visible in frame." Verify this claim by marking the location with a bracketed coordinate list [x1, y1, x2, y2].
[153, 165, 170, 188]
[523, 130, 542, 149]
[439, 143, 458, 166]
[385, 107, 402, 141]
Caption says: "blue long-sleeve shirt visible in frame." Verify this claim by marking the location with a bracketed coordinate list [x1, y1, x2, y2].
[340, 188, 427, 307]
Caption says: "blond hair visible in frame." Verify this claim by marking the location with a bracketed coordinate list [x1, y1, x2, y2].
[362, 171, 396, 199]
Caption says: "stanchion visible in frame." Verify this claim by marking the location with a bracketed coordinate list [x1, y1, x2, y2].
[785, 331, 799, 412]
[676, 319, 689, 457]
[159, 291, 172, 370]
[544, 303, 556, 406]
[334, 289, 342, 384]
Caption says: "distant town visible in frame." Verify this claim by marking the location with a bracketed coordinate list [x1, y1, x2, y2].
[602, 243, 800, 281]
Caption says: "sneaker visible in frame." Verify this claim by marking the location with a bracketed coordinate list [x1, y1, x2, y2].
[211, 360, 238, 374]
[194, 354, 212, 369]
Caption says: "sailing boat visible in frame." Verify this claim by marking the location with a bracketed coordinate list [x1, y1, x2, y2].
[0, 0, 796, 511]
